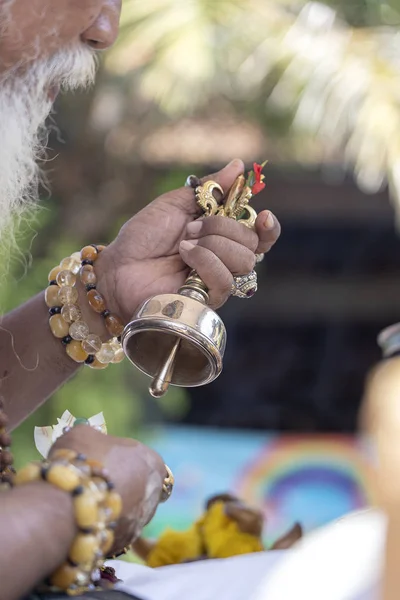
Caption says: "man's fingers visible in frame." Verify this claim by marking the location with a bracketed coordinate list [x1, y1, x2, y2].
[179, 241, 233, 309]
[255, 210, 281, 254]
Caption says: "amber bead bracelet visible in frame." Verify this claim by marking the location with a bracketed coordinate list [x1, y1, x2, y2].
[79, 245, 125, 339]
[45, 246, 125, 368]
[14, 449, 122, 596]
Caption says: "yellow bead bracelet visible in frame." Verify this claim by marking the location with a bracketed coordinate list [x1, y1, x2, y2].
[14, 449, 122, 596]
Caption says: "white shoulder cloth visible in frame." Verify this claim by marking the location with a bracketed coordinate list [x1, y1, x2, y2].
[108, 509, 385, 600]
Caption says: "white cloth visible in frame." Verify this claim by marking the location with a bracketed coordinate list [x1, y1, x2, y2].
[111, 552, 283, 600]
[252, 509, 385, 600]
[110, 509, 386, 600]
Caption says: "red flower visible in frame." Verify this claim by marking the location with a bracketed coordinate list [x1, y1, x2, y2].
[251, 162, 266, 195]
[252, 180, 266, 194]
[253, 162, 263, 179]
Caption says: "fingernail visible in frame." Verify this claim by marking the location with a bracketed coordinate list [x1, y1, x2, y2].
[227, 158, 242, 169]
[264, 212, 275, 230]
[187, 220, 203, 236]
[180, 240, 198, 251]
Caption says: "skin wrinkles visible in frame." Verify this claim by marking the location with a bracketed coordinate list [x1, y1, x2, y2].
[0, 1, 121, 73]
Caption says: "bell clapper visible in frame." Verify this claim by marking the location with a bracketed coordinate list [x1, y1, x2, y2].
[148, 272, 208, 397]
[149, 336, 182, 398]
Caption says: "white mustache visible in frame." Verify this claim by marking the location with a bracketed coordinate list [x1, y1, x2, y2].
[0, 43, 97, 92]
[42, 43, 97, 91]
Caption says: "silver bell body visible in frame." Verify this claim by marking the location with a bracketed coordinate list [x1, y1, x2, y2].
[121, 292, 226, 393]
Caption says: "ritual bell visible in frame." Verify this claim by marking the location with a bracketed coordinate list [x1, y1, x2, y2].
[121, 176, 257, 398]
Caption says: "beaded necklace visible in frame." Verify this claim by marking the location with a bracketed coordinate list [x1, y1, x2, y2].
[0, 401, 15, 489]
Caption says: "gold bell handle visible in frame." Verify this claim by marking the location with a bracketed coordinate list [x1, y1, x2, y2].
[178, 270, 209, 304]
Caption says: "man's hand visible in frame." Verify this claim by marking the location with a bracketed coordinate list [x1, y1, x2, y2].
[50, 426, 165, 551]
[96, 159, 281, 322]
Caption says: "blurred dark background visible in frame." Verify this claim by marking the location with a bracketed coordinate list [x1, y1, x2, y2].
[187, 171, 400, 432]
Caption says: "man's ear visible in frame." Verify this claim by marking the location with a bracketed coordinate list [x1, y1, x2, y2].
[270, 523, 303, 550]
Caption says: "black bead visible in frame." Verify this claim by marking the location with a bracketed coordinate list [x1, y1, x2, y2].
[85, 283, 96, 292]
[72, 485, 85, 496]
[49, 280, 58, 286]
[61, 335, 72, 346]
[49, 306, 61, 316]
[85, 355, 95, 365]
[0, 475, 13, 486]
[67, 557, 79, 567]
[80, 527, 94, 535]
[187, 175, 201, 189]
[81, 259, 94, 266]
[117, 336, 122, 343]
[106, 480, 115, 491]
[76, 453, 87, 462]
[40, 466, 49, 480]
[101, 309, 111, 319]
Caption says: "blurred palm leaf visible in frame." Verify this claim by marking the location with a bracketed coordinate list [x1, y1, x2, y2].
[107, 1, 400, 210]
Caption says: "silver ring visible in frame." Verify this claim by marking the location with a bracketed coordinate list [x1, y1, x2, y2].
[231, 270, 258, 299]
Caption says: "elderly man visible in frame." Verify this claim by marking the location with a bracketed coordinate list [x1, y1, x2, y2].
[0, 2, 281, 599]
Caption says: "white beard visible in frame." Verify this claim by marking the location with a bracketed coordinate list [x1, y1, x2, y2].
[0, 44, 97, 245]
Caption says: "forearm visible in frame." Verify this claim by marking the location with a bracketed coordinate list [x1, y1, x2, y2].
[0, 292, 79, 429]
[0, 481, 75, 600]
[0, 275, 111, 430]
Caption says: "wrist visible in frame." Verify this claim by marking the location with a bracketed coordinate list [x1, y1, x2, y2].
[45, 246, 125, 369]
[14, 451, 122, 594]
[33, 477, 77, 535]
[41, 290, 80, 374]
[1, 480, 76, 600]
[94, 246, 127, 323]
[15, 479, 76, 557]
[76, 278, 110, 341]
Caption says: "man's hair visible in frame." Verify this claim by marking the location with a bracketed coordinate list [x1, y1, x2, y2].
[0, 42, 96, 270]
[205, 493, 238, 510]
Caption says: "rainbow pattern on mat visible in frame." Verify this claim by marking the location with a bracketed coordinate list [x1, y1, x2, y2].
[237, 435, 376, 541]
[144, 427, 376, 544]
